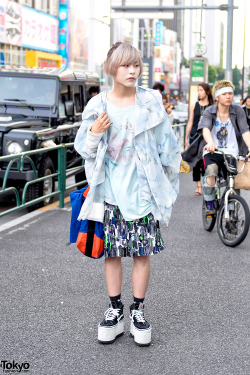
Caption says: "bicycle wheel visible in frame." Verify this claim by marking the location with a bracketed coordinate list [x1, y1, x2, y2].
[202, 198, 217, 231]
[217, 195, 250, 247]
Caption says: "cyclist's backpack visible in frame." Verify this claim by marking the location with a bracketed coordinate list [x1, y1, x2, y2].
[69, 185, 104, 259]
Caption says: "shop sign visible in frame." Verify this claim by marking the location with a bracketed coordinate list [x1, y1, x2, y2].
[155, 21, 163, 47]
[0, 0, 22, 46]
[58, 0, 68, 68]
[22, 6, 58, 53]
[191, 59, 205, 83]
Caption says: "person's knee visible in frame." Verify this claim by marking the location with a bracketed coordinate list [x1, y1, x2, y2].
[204, 164, 218, 187]
[133, 255, 150, 266]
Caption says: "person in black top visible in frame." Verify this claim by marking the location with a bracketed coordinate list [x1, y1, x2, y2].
[185, 83, 213, 195]
[242, 95, 250, 129]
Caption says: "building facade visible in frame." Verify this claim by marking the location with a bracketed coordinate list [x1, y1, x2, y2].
[0, 0, 60, 67]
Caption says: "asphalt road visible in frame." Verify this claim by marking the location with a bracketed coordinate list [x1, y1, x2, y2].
[1, 173, 250, 375]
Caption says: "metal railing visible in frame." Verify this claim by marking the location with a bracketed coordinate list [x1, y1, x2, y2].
[0, 124, 187, 218]
[172, 122, 187, 150]
[0, 143, 85, 217]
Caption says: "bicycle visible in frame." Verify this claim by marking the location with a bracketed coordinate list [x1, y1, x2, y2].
[202, 149, 250, 247]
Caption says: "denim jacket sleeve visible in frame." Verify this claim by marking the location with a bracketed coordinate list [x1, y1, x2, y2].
[154, 116, 182, 193]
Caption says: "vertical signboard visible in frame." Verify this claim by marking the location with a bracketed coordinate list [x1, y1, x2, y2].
[191, 59, 205, 83]
[155, 21, 163, 47]
[58, 0, 68, 68]
[0, 0, 22, 46]
[189, 57, 208, 106]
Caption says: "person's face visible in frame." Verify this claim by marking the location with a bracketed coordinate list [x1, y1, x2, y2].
[246, 98, 250, 108]
[91, 92, 98, 97]
[114, 62, 140, 87]
[217, 91, 234, 106]
[198, 86, 207, 100]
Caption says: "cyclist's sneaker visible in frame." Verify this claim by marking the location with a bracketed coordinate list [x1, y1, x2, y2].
[98, 302, 124, 344]
[130, 302, 151, 346]
[226, 220, 238, 235]
[205, 200, 217, 215]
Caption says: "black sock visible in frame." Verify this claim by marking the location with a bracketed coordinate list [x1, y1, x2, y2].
[110, 294, 121, 306]
[133, 296, 144, 305]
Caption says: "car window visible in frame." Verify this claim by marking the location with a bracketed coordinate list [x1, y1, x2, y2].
[59, 83, 70, 117]
[85, 84, 100, 104]
[73, 85, 83, 113]
[175, 103, 188, 112]
[0, 76, 56, 106]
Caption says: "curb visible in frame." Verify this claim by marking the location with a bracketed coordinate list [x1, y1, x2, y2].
[0, 196, 71, 233]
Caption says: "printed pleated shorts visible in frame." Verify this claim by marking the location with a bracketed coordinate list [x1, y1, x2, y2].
[103, 203, 165, 258]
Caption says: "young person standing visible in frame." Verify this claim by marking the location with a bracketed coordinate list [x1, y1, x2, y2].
[185, 83, 214, 195]
[74, 42, 181, 347]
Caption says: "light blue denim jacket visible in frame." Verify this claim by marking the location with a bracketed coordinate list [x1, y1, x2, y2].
[74, 86, 181, 225]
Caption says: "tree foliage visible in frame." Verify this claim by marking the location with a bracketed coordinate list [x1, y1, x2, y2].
[233, 65, 241, 95]
[208, 65, 217, 84]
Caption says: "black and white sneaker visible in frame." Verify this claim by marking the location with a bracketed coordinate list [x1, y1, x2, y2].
[98, 302, 124, 344]
[130, 302, 151, 346]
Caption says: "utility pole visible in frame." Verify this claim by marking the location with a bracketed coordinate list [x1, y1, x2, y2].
[225, 0, 234, 82]
[112, 1, 237, 84]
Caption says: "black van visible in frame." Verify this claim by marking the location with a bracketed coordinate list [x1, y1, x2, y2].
[0, 67, 100, 205]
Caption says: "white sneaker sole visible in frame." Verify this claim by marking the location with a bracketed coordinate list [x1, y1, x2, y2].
[98, 319, 124, 344]
[130, 321, 151, 346]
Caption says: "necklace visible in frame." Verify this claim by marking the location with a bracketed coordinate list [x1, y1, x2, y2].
[217, 110, 229, 124]
[199, 104, 207, 119]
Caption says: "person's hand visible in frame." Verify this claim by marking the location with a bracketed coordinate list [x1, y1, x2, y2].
[185, 137, 189, 149]
[164, 103, 172, 114]
[204, 141, 215, 153]
[91, 112, 111, 133]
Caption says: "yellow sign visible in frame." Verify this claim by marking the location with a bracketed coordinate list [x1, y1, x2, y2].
[26, 51, 62, 68]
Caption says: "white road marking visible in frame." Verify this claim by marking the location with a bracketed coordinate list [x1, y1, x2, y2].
[0, 210, 44, 233]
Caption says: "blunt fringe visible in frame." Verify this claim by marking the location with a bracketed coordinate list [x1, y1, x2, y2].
[104, 42, 143, 77]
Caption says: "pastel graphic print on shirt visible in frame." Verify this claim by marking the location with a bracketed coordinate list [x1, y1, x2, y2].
[104, 100, 152, 221]
[211, 116, 239, 156]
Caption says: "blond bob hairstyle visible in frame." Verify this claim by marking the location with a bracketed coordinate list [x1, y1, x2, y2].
[104, 42, 143, 77]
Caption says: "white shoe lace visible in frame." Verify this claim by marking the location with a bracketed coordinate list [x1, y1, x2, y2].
[132, 308, 146, 323]
[104, 307, 121, 321]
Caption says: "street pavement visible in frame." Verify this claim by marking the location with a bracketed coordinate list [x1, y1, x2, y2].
[0, 173, 250, 375]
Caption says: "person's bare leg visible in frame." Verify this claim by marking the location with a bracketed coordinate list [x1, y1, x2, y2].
[206, 176, 215, 187]
[105, 257, 122, 296]
[98, 257, 123, 344]
[132, 256, 150, 298]
[131, 255, 151, 346]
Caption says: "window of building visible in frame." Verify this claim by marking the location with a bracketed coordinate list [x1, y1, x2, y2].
[19, 0, 33, 6]
[0, 44, 26, 66]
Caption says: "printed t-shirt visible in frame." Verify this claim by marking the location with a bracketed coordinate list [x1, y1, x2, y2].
[104, 100, 152, 221]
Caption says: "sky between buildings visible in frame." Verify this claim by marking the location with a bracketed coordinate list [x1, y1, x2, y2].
[183, 0, 249, 69]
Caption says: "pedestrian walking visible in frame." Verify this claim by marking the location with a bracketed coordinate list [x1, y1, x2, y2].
[152, 82, 173, 115]
[185, 83, 214, 196]
[242, 95, 250, 129]
[74, 42, 181, 346]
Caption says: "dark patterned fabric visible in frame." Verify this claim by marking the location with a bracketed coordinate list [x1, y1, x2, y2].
[103, 203, 165, 258]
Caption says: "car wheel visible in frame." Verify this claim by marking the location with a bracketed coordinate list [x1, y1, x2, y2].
[39, 156, 55, 206]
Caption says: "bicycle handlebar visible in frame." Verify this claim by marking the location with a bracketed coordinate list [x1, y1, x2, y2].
[204, 147, 250, 174]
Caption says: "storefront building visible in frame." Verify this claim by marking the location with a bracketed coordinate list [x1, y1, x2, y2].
[0, 0, 61, 67]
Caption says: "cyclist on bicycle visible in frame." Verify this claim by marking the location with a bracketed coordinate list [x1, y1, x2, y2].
[198, 80, 250, 214]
